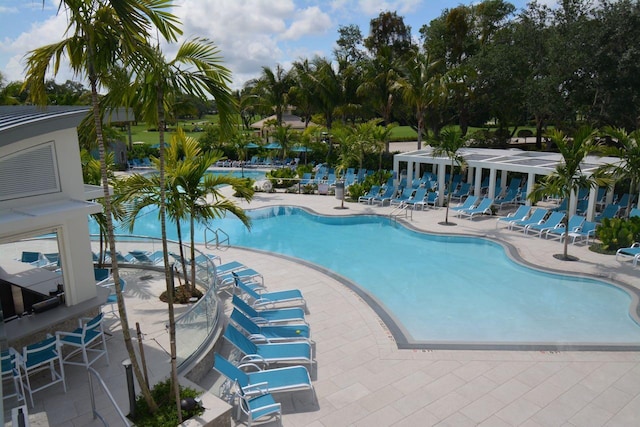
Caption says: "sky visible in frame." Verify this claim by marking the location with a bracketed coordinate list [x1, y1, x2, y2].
[0, 0, 542, 91]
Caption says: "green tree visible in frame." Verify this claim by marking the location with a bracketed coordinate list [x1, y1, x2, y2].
[599, 127, 640, 216]
[250, 64, 293, 125]
[528, 127, 609, 260]
[129, 37, 236, 422]
[429, 126, 468, 225]
[394, 50, 441, 149]
[24, 0, 182, 412]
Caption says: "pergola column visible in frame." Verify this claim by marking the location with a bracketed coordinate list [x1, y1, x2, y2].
[500, 170, 508, 196]
[587, 185, 598, 221]
[437, 162, 446, 206]
[488, 168, 498, 199]
[393, 156, 400, 186]
[474, 167, 483, 197]
[524, 172, 536, 206]
[467, 166, 474, 185]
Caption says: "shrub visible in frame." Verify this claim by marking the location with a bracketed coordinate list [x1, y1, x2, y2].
[347, 182, 366, 200]
[266, 168, 297, 188]
[131, 379, 203, 426]
[596, 217, 640, 251]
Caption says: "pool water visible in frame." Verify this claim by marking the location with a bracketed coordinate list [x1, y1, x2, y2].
[206, 169, 266, 181]
[100, 206, 640, 346]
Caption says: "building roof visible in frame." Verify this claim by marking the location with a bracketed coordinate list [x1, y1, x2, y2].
[250, 113, 314, 130]
[395, 146, 621, 176]
[0, 105, 90, 148]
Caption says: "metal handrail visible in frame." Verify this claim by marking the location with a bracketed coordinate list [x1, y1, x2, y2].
[389, 203, 412, 221]
[204, 226, 230, 249]
[88, 367, 131, 426]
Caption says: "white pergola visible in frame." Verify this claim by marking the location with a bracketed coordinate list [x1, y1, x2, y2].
[394, 146, 629, 221]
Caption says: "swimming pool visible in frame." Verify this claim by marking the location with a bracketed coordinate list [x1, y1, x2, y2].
[206, 169, 266, 180]
[101, 206, 640, 349]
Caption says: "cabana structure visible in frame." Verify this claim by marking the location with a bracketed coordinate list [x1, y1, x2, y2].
[0, 106, 108, 349]
[394, 146, 627, 221]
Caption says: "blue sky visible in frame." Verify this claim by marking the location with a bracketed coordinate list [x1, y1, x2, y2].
[0, 0, 536, 90]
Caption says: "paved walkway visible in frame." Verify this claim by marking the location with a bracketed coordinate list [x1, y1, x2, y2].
[196, 189, 640, 426]
[7, 187, 640, 426]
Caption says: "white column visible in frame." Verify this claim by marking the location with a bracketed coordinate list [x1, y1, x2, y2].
[586, 185, 597, 221]
[437, 163, 446, 206]
[500, 170, 508, 196]
[474, 167, 483, 197]
[569, 189, 578, 216]
[488, 168, 497, 200]
[406, 161, 414, 185]
[393, 157, 400, 186]
[605, 188, 615, 205]
[524, 172, 536, 206]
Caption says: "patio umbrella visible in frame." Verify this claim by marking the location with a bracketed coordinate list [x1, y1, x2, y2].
[150, 142, 170, 149]
[265, 142, 282, 149]
[246, 142, 260, 149]
[290, 146, 312, 153]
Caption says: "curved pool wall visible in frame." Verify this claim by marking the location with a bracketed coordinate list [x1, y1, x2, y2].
[93, 206, 640, 351]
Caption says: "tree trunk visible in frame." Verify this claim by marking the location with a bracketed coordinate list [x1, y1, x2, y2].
[190, 213, 197, 295]
[535, 115, 544, 150]
[157, 87, 182, 423]
[89, 74, 157, 411]
[176, 224, 189, 288]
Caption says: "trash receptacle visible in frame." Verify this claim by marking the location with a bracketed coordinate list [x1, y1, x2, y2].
[335, 180, 345, 200]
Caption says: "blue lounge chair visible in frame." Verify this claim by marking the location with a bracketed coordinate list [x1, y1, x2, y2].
[524, 211, 566, 237]
[20, 251, 49, 267]
[457, 198, 494, 220]
[232, 295, 306, 325]
[615, 243, 640, 267]
[546, 215, 585, 240]
[106, 251, 136, 264]
[449, 182, 471, 202]
[218, 267, 264, 288]
[213, 353, 315, 400]
[235, 277, 308, 312]
[223, 324, 313, 369]
[216, 261, 248, 275]
[235, 385, 281, 427]
[495, 188, 520, 210]
[390, 188, 414, 206]
[615, 193, 634, 209]
[230, 309, 311, 343]
[372, 186, 397, 206]
[450, 195, 478, 212]
[495, 205, 531, 229]
[358, 185, 381, 204]
[595, 204, 620, 222]
[128, 250, 164, 265]
[508, 208, 549, 231]
[567, 221, 597, 245]
[629, 207, 640, 218]
[403, 187, 428, 210]
[93, 268, 111, 285]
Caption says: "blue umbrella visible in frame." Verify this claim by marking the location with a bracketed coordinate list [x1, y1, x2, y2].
[265, 142, 282, 149]
[246, 142, 260, 149]
[150, 142, 170, 149]
[290, 146, 312, 153]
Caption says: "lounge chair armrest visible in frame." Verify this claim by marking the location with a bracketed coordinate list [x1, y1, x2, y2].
[242, 382, 269, 395]
[56, 330, 83, 339]
[238, 363, 264, 372]
[240, 354, 267, 365]
[247, 333, 269, 343]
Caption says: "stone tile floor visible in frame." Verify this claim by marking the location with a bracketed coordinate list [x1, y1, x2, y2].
[7, 188, 640, 426]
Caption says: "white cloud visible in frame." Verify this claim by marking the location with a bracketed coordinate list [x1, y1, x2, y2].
[0, 12, 74, 83]
[281, 6, 333, 41]
[358, 0, 422, 15]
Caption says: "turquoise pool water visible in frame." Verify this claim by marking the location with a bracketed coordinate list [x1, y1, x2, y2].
[99, 206, 640, 347]
[206, 169, 266, 180]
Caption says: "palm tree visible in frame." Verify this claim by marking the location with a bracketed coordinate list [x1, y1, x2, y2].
[371, 121, 397, 171]
[528, 127, 608, 260]
[429, 126, 468, 225]
[394, 50, 441, 150]
[599, 127, 640, 216]
[251, 64, 293, 125]
[23, 0, 182, 411]
[130, 38, 236, 422]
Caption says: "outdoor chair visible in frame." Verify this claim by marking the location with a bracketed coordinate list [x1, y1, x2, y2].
[17, 336, 66, 407]
[230, 308, 311, 343]
[234, 381, 282, 427]
[213, 353, 316, 401]
[615, 243, 640, 267]
[56, 313, 110, 369]
[232, 295, 307, 325]
[2, 348, 25, 404]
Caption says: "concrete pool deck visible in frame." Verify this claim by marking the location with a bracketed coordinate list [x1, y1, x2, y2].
[5, 186, 639, 426]
[201, 188, 640, 426]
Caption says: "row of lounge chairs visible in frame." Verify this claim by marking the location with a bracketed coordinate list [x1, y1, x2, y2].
[497, 206, 597, 244]
[213, 262, 315, 425]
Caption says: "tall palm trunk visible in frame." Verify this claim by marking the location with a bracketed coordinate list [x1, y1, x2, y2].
[190, 212, 197, 295]
[88, 54, 157, 412]
[176, 223, 190, 287]
[156, 87, 182, 422]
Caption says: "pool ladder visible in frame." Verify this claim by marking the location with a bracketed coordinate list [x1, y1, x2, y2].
[389, 203, 413, 222]
[204, 226, 230, 249]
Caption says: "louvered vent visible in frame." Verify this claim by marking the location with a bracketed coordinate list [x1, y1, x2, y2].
[0, 142, 60, 201]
